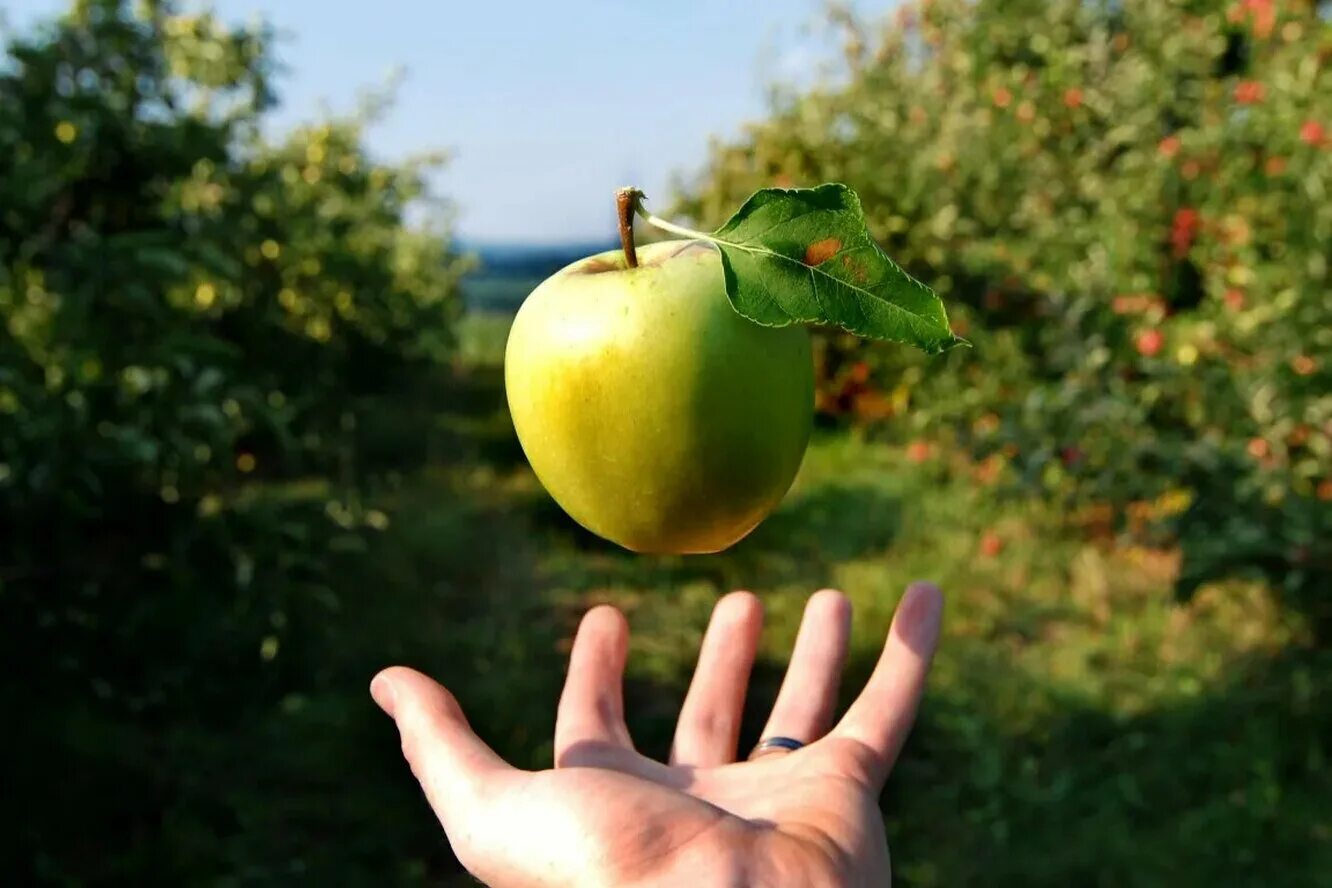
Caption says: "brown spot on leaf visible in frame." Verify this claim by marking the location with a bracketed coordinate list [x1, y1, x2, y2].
[841, 253, 870, 283]
[803, 238, 842, 266]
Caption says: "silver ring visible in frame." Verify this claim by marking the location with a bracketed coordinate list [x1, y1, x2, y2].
[748, 736, 805, 760]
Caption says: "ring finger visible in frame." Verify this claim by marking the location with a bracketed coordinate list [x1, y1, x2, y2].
[755, 589, 852, 751]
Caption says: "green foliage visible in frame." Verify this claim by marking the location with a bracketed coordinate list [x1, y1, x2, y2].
[4, 1, 1328, 884]
[411, 324, 1332, 887]
[0, 1, 464, 878]
[636, 183, 963, 352]
[677, 0, 1332, 630]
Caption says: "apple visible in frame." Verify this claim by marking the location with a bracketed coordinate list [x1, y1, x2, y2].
[504, 239, 813, 554]
[978, 531, 1005, 558]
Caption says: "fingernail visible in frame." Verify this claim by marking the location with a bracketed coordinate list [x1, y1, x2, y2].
[901, 581, 943, 648]
[370, 673, 397, 717]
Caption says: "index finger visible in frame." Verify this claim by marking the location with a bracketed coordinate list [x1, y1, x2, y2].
[830, 581, 943, 789]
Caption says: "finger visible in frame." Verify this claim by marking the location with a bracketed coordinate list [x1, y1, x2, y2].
[555, 605, 634, 765]
[670, 591, 763, 767]
[370, 666, 517, 837]
[759, 588, 852, 745]
[832, 581, 943, 788]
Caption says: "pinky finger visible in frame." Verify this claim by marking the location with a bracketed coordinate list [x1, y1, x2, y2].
[371, 667, 518, 845]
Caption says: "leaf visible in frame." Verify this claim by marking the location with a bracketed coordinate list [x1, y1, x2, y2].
[709, 184, 965, 354]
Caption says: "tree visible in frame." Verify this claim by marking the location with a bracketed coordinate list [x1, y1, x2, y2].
[680, 0, 1331, 631]
[0, 2, 465, 878]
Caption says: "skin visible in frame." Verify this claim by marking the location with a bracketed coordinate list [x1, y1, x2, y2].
[371, 581, 944, 887]
[504, 240, 814, 554]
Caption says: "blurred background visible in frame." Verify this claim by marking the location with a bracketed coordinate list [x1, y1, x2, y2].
[2, 0, 1329, 884]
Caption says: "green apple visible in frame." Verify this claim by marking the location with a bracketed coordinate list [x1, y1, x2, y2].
[504, 239, 813, 554]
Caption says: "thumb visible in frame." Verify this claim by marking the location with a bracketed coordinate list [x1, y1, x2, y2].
[371, 666, 516, 839]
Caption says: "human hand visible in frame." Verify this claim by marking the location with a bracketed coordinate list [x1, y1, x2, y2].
[370, 582, 943, 887]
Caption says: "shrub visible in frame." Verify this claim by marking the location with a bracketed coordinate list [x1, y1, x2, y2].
[678, 0, 1331, 631]
[0, 1, 465, 876]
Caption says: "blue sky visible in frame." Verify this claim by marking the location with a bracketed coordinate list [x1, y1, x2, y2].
[6, 0, 888, 243]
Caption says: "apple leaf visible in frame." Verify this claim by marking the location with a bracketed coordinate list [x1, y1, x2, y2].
[708, 184, 965, 354]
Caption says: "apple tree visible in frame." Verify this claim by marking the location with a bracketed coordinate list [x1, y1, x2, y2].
[679, 0, 1332, 632]
[0, 1, 465, 877]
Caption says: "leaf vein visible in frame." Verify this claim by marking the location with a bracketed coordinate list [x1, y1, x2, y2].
[716, 236, 941, 330]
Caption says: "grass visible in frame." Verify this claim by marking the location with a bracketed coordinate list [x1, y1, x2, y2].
[123, 311, 1327, 886]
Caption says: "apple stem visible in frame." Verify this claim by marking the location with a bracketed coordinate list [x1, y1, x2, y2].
[616, 187, 640, 269]
[616, 187, 715, 258]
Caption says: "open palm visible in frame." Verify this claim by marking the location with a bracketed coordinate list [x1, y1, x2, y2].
[371, 582, 943, 887]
